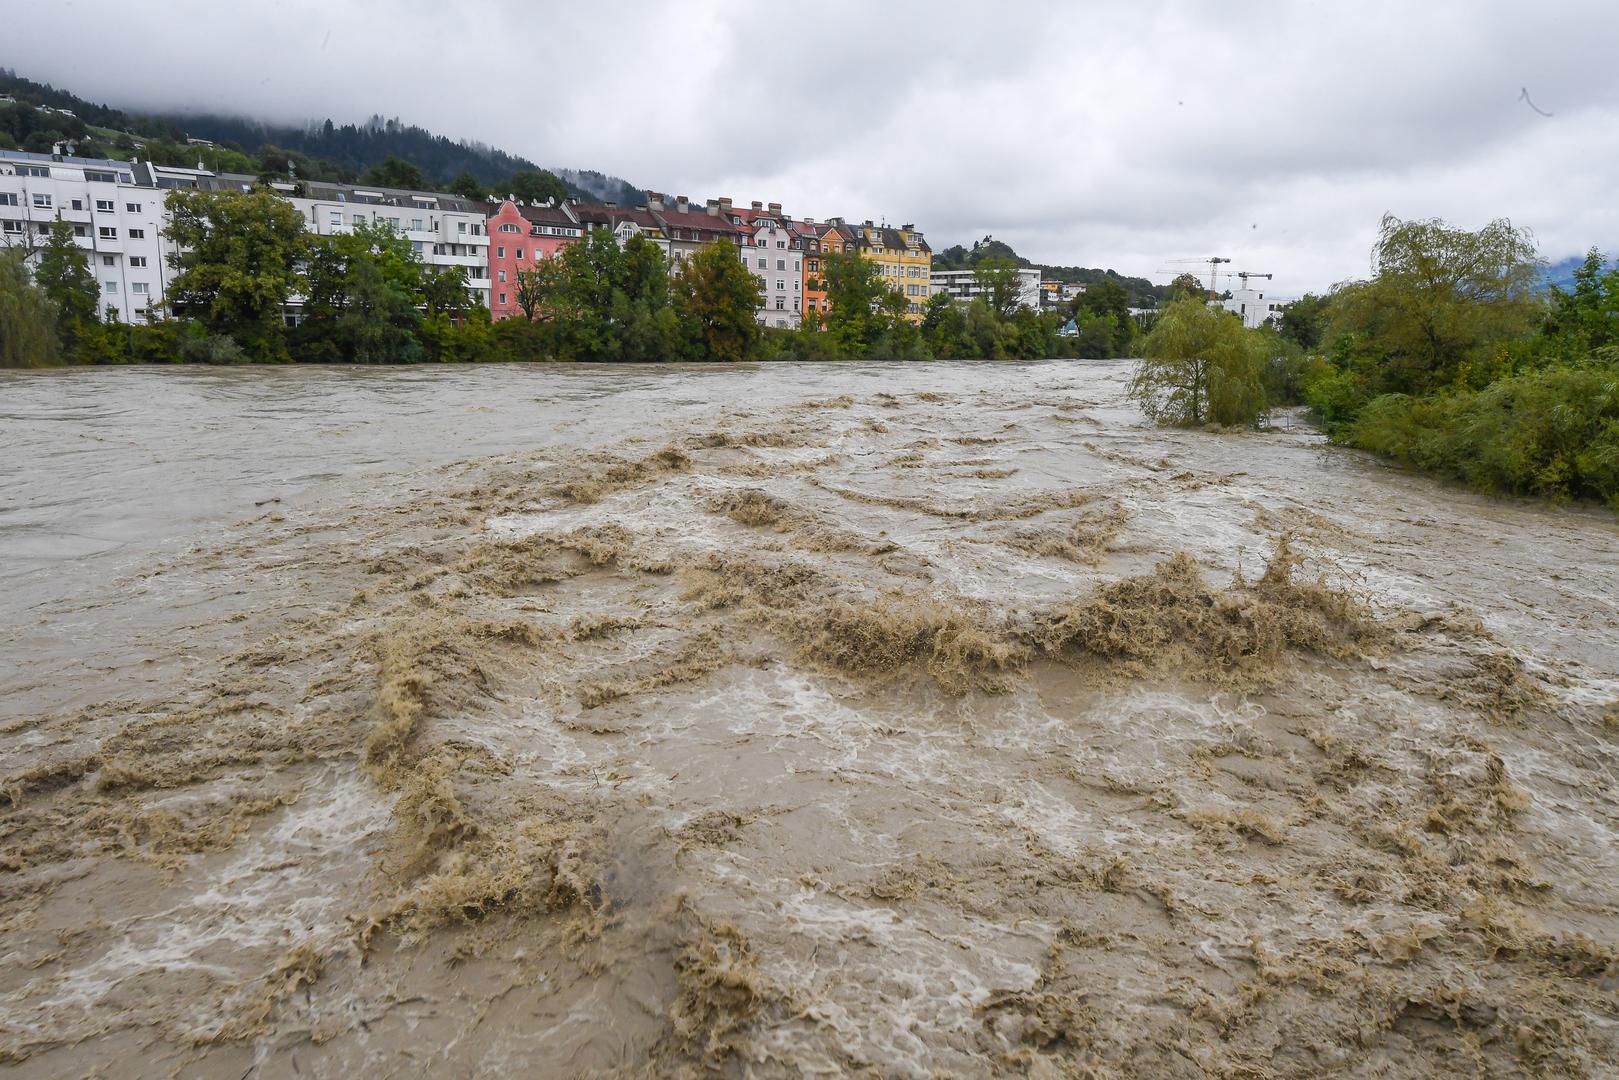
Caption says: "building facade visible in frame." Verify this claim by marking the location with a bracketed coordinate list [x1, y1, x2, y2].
[486, 200, 583, 320]
[1221, 285, 1282, 329]
[2, 149, 172, 322]
[726, 200, 801, 329]
[931, 266, 1043, 311]
[850, 221, 932, 322]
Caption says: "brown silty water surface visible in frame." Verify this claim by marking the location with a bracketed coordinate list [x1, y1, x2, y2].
[2, 360, 1618, 1077]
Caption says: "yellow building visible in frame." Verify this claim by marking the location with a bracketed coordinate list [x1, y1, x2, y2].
[848, 220, 932, 323]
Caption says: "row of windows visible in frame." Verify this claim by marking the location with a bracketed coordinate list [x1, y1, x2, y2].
[103, 280, 151, 295]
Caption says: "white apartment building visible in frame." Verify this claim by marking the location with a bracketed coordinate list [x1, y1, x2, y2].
[735, 205, 801, 330]
[1222, 285, 1283, 329]
[288, 180, 490, 309]
[1, 149, 174, 322]
[140, 164, 493, 310]
[931, 266, 1043, 311]
[183, 172, 492, 310]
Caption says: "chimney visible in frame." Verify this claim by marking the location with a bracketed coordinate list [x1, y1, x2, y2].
[829, 216, 844, 226]
[646, 191, 664, 211]
[677, 195, 689, 213]
[802, 216, 815, 224]
[718, 197, 733, 212]
[902, 223, 914, 231]
[604, 200, 617, 209]
[767, 202, 781, 215]
[750, 200, 762, 211]
[705, 198, 720, 216]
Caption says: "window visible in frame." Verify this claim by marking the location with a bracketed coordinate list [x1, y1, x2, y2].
[776, 280, 785, 290]
[776, 259, 786, 271]
[776, 240, 785, 249]
[0, 193, 14, 206]
[102, 255, 116, 266]
[128, 229, 144, 239]
[411, 218, 423, 231]
[75, 225, 86, 237]
[99, 226, 117, 239]
[131, 282, 149, 295]
[17, 165, 49, 178]
[793, 280, 799, 291]
[498, 292, 507, 305]
[757, 258, 766, 269]
[498, 270, 507, 282]
[499, 223, 520, 233]
[126, 202, 141, 214]
[329, 211, 341, 226]
[104, 281, 118, 295]
[130, 256, 147, 268]
[497, 247, 505, 258]
[84, 169, 114, 183]
[70, 198, 84, 211]
[32, 193, 52, 209]
[458, 222, 467, 234]
[516, 248, 524, 260]
[96, 199, 113, 212]
[775, 297, 785, 310]
[353, 214, 365, 225]
[1, 220, 22, 235]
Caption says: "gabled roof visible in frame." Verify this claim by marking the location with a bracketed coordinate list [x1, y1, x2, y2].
[649, 207, 748, 239]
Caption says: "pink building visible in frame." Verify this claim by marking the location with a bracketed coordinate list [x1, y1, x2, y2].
[485, 199, 584, 321]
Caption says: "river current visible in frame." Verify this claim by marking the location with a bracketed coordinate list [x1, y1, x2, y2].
[2, 360, 1617, 1077]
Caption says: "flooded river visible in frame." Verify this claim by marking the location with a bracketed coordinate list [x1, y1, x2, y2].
[3, 360, 1617, 1077]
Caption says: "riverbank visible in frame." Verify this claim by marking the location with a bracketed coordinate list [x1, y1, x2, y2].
[3, 361, 1617, 1076]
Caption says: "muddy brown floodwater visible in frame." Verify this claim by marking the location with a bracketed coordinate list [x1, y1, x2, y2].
[2, 360, 1618, 1078]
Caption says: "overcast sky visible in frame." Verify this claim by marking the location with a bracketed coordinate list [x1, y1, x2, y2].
[11, 0, 1618, 294]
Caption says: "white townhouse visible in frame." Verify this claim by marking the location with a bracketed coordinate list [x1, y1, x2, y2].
[1, 149, 175, 322]
[728, 200, 801, 330]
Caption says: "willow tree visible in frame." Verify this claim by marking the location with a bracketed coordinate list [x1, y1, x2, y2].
[1327, 214, 1541, 393]
[0, 248, 61, 367]
[1131, 296, 1267, 427]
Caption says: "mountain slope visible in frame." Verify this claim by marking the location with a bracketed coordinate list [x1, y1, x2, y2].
[0, 67, 644, 202]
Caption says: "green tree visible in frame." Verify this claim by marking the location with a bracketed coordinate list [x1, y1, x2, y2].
[33, 216, 99, 354]
[821, 251, 906, 354]
[1168, 273, 1206, 302]
[447, 173, 488, 202]
[1545, 249, 1619, 352]
[975, 256, 1024, 319]
[296, 219, 424, 363]
[421, 265, 477, 319]
[674, 240, 762, 363]
[1132, 296, 1268, 427]
[505, 169, 568, 207]
[920, 291, 971, 358]
[1327, 214, 1541, 394]
[164, 186, 310, 363]
[0, 247, 60, 367]
[1277, 292, 1328, 351]
[362, 156, 428, 191]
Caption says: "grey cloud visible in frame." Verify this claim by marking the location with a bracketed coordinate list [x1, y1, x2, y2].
[10, 0, 1619, 294]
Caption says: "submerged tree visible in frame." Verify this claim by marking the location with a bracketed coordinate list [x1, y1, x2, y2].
[1132, 297, 1268, 427]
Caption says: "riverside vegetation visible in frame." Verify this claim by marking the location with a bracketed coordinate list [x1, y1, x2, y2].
[1126, 215, 1619, 511]
[0, 186, 1088, 370]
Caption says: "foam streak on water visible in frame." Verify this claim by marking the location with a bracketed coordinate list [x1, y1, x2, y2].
[2, 360, 1618, 1077]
